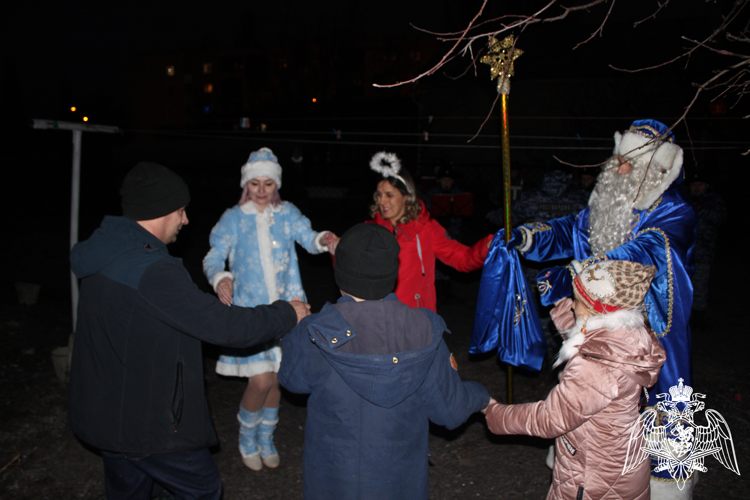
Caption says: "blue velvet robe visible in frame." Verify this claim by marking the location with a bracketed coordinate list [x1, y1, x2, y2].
[474, 187, 698, 480]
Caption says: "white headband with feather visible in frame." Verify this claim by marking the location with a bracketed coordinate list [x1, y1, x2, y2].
[370, 151, 412, 194]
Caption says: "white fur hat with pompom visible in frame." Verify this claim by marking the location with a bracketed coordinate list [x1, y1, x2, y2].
[240, 147, 282, 189]
[613, 119, 683, 210]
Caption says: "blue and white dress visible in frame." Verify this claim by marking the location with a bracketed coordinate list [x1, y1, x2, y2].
[203, 201, 329, 377]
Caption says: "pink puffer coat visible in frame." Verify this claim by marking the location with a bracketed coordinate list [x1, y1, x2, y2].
[485, 299, 666, 500]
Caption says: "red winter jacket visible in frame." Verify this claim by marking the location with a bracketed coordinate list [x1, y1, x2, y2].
[369, 201, 492, 311]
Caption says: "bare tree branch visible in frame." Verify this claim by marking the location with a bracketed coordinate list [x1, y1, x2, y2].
[372, 0, 490, 88]
[467, 92, 502, 143]
[376, 0, 750, 154]
[572, 0, 617, 50]
[633, 0, 671, 28]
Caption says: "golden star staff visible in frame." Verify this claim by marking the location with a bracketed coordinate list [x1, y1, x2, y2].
[481, 34, 523, 404]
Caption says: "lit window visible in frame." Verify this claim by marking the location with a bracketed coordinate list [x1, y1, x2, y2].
[204, 83, 213, 93]
[203, 63, 212, 74]
[166, 66, 175, 76]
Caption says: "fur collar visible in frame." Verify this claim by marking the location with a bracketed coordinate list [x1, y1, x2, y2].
[554, 307, 646, 368]
[239, 201, 284, 216]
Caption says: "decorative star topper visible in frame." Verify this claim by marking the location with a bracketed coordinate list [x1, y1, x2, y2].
[481, 34, 523, 93]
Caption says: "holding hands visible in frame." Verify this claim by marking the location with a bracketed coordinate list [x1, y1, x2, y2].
[322, 232, 340, 254]
[217, 278, 310, 324]
[217, 277, 234, 305]
[481, 397, 499, 415]
[288, 297, 311, 324]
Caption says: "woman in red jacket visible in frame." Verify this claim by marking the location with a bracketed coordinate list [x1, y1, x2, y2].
[367, 152, 493, 311]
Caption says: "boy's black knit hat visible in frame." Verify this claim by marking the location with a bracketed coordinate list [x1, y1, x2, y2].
[120, 162, 191, 221]
[334, 223, 399, 300]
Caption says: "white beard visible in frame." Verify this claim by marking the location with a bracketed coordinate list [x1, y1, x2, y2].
[588, 156, 666, 255]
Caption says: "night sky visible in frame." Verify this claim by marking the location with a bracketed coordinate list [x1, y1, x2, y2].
[2, 0, 746, 297]
[6, 0, 740, 124]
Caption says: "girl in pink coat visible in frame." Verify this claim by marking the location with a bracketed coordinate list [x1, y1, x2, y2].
[484, 259, 666, 500]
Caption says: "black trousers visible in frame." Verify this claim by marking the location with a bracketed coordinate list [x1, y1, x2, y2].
[101, 448, 222, 500]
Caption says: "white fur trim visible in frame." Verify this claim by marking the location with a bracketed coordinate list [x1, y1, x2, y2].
[614, 130, 683, 210]
[554, 307, 646, 367]
[239, 200, 283, 215]
[649, 473, 698, 500]
[587, 307, 646, 331]
[555, 327, 585, 367]
[314, 231, 332, 253]
[517, 226, 533, 253]
[240, 203, 280, 302]
[241, 160, 282, 189]
[215, 347, 282, 377]
[211, 271, 235, 292]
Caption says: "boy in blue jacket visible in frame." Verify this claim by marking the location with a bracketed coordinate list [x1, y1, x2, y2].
[279, 223, 490, 500]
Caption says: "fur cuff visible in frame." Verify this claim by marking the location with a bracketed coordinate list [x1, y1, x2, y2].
[517, 226, 533, 253]
[314, 231, 332, 254]
[211, 271, 234, 292]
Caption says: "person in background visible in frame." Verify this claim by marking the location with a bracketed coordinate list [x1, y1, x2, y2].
[423, 160, 464, 241]
[68, 162, 308, 499]
[366, 151, 493, 312]
[203, 147, 338, 472]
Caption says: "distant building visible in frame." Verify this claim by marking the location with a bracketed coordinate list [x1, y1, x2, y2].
[130, 39, 439, 129]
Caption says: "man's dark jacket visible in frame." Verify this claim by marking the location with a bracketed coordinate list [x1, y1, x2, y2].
[68, 216, 297, 453]
[279, 294, 489, 500]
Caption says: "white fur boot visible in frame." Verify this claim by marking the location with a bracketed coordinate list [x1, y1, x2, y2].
[650, 472, 698, 500]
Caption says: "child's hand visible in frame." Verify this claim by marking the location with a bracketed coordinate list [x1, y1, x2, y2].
[551, 297, 575, 332]
[481, 397, 498, 414]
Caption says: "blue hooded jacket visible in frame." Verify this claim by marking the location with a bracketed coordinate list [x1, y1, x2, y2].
[279, 294, 489, 499]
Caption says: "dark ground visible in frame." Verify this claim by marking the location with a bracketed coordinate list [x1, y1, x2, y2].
[1, 229, 748, 499]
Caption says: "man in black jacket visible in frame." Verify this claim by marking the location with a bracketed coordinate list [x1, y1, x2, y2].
[68, 162, 310, 500]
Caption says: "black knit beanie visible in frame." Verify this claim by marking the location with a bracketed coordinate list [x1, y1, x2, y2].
[334, 223, 400, 300]
[120, 162, 191, 221]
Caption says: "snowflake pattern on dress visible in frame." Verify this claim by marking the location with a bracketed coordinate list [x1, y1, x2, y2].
[203, 201, 326, 377]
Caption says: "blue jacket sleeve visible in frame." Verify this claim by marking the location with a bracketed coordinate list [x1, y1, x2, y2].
[286, 203, 325, 255]
[518, 214, 577, 262]
[202, 209, 238, 284]
[278, 318, 314, 394]
[420, 340, 490, 430]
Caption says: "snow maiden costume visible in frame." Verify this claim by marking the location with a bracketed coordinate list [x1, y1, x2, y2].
[203, 148, 334, 470]
[473, 119, 698, 498]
